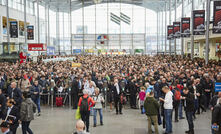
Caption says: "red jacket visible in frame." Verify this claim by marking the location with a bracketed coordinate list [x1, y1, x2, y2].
[78, 94, 95, 111]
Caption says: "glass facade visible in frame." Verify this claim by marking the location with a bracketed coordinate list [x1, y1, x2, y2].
[0, 0, 212, 55]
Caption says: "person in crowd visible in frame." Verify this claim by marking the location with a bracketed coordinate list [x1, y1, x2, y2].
[212, 98, 221, 134]
[18, 74, 31, 93]
[73, 120, 86, 134]
[188, 79, 200, 119]
[107, 81, 114, 111]
[113, 79, 123, 115]
[93, 88, 104, 127]
[182, 87, 195, 134]
[0, 122, 13, 134]
[139, 86, 146, 114]
[210, 92, 221, 111]
[30, 80, 42, 116]
[6, 82, 22, 107]
[78, 90, 95, 132]
[72, 76, 80, 109]
[3, 99, 20, 134]
[128, 78, 137, 109]
[202, 74, 214, 109]
[0, 89, 6, 119]
[159, 86, 173, 134]
[20, 91, 37, 134]
[171, 84, 181, 122]
[144, 91, 160, 134]
[39, 76, 48, 105]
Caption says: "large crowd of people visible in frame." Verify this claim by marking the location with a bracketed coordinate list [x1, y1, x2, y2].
[0, 54, 220, 134]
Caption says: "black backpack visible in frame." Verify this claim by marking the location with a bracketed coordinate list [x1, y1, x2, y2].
[80, 96, 89, 112]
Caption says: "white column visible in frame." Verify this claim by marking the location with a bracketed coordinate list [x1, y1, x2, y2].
[181, 0, 184, 57]
[191, 0, 195, 59]
[205, 0, 210, 64]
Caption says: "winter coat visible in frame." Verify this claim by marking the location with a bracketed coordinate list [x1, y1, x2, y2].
[20, 98, 37, 122]
[144, 96, 160, 116]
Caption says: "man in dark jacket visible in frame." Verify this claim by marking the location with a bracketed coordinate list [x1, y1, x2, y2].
[3, 99, 20, 134]
[144, 91, 160, 134]
[7, 82, 22, 107]
[71, 77, 80, 109]
[30, 80, 42, 116]
[0, 122, 13, 134]
[0, 89, 6, 119]
[113, 79, 123, 114]
[183, 87, 195, 134]
[212, 99, 221, 134]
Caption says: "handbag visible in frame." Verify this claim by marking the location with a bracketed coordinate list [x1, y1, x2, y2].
[75, 107, 81, 120]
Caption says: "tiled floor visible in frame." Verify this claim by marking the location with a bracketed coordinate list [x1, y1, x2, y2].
[14, 106, 211, 134]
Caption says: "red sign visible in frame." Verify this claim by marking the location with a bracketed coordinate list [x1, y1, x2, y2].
[28, 43, 46, 51]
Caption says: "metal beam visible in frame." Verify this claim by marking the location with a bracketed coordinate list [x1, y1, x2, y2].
[165, 1, 167, 54]
[174, 0, 177, 55]
[6, 0, 10, 54]
[169, 0, 171, 55]
[181, 0, 184, 57]
[191, 0, 195, 59]
[205, 0, 210, 64]
[24, 0, 27, 52]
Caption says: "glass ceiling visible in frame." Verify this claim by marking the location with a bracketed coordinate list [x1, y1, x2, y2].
[36, 0, 180, 13]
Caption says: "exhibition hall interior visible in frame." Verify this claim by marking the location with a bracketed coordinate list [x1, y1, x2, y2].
[0, 0, 221, 134]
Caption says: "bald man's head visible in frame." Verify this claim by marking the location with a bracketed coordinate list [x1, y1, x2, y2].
[76, 120, 85, 132]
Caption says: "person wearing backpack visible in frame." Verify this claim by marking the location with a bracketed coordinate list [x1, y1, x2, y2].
[20, 91, 37, 134]
[78, 89, 95, 133]
[172, 84, 181, 122]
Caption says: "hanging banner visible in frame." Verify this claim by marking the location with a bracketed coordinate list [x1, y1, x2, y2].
[173, 22, 181, 38]
[28, 43, 46, 51]
[10, 21, 18, 38]
[27, 25, 34, 40]
[181, 17, 191, 37]
[73, 49, 81, 54]
[47, 46, 55, 55]
[213, 1, 221, 34]
[167, 25, 173, 40]
[193, 10, 205, 35]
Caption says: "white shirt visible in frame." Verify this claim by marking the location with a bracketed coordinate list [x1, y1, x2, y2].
[115, 83, 120, 95]
[164, 91, 173, 109]
[193, 86, 197, 100]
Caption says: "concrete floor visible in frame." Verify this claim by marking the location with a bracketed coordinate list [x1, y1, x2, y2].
[14, 106, 211, 134]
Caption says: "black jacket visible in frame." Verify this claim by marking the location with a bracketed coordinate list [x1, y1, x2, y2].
[184, 92, 195, 112]
[3, 105, 20, 128]
[6, 87, 22, 106]
[71, 79, 79, 94]
[113, 83, 123, 98]
[212, 104, 221, 126]
[210, 95, 220, 108]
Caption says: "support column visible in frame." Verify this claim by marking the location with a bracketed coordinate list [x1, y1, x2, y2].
[70, 0, 72, 54]
[165, 1, 167, 54]
[82, 0, 85, 55]
[107, 1, 109, 51]
[191, 0, 195, 59]
[161, 10, 164, 52]
[144, 8, 147, 55]
[24, 0, 27, 52]
[63, 13, 64, 52]
[132, 4, 134, 54]
[56, 9, 60, 54]
[95, 3, 97, 49]
[37, 0, 40, 44]
[169, 0, 171, 55]
[205, 0, 210, 64]
[6, 0, 10, 53]
[45, 3, 47, 48]
[181, 0, 184, 57]
[157, 11, 159, 54]
[174, 0, 177, 55]
[48, 5, 50, 47]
